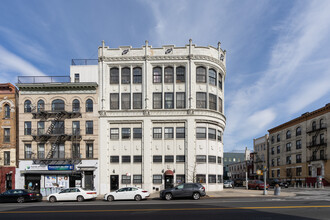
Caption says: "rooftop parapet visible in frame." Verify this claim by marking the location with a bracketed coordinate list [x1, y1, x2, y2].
[17, 76, 71, 84]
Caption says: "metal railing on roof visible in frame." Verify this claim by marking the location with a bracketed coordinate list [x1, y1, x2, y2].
[71, 59, 98, 65]
[17, 76, 71, 84]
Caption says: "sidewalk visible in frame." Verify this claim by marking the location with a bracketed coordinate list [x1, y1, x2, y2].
[148, 188, 296, 199]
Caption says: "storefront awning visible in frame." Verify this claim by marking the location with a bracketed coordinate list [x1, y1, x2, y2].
[77, 166, 97, 171]
[164, 170, 174, 176]
[21, 170, 81, 175]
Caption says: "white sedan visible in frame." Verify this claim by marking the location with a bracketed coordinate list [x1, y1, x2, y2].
[47, 188, 97, 202]
[104, 187, 150, 201]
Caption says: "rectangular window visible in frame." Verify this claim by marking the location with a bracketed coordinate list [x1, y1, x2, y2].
[208, 156, 216, 163]
[153, 128, 162, 139]
[218, 130, 221, 142]
[164, 93, 174, 109]
[208, 128, 216, 140]
[121, 93, 131, 109]
[153, 67, 162, 83]
[271, 159, 275, 166]
[133, 128, 142, 139]
[176, 127, 185, 139]
[25, 144, 32, 159]
[133, 68, 142, 84]
[38, 143, 45, 159]
[286, 156, 291, 164]
[153, 155, 162, 163]
[286, 142, 291, 151]
[74, 73, 80, 83]
[176, 175, 185, 184]
[218, 73, 222, 90]
[121, 68, 131, 84]
[110, 68, 119, 84]
[217, 175, 223, 183]
[196, 127, 206, 139]
[164, 127, 174, 139]
[4, 128, 10, 142]
[133, 93, 142, 109]
[165, 155, 174, 162]
[209, 94, 217, 110]
[296, 154, 302, 163]
[86, 121, 93, 134]
[271, 170, 275, 178]
[72, 121, 80, 135]
[286, 168, 292, 177]
[153, 175, 162, 184]
[196, 155, 207, 163]
[110, 156, 119, 163]
[53, 144, 65, 159]
[72, 143, 80, 158]
[164, 67, 174, 83]
[86, 143, 93, 158]
[208, 175, 216, 183]
[296, 140, 301, 149]
[133, 155, 142, 163]
[176, 67, 185, 83]
[218, 97, 223, 113]
[122, 175, 131, 184]
[277, 158, 280, 166]
[176, 92, 186, 109]
[308, 166, 312, 176]
[122, 155, 131, 163]
[277, 146, 280, 154]
[153, 93, 162, 109]
[277, 169, 280, 177]
[271, 147, 274, 155]
[196, 67, 206, 83]
[196, 92, 207, 108]
[209, 69, 216, 86]
[24, 122, 31, 135]
[110, 128, 119, 139]
[4, 151, 10, 165]
[52, 121, 64, 134]
[196, 174, 206, 183]
[217, 156, 222, 164]
[110, 93, 119, 109]
[176, 155, 185, 162]
[133, 175, 142, 184]
[122, 128, 131, 139]
[296, 167, 302, 176]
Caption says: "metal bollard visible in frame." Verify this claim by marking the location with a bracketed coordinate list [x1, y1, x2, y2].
[274, 184, 281, 196]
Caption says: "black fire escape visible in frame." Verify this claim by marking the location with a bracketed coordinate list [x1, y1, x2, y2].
[31, 104, 82, 165]
[307, 122, 327, 162]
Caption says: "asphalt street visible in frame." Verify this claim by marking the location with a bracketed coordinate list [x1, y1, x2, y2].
[1, 197, 330, 220]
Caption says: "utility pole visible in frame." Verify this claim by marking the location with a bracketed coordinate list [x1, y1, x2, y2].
[263, 166, 268, 195]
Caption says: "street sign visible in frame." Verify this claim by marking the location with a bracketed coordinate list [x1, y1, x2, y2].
[257, 170, 263, 175]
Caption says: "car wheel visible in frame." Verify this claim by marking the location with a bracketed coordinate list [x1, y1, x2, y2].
[134, 195, 142, 201]
[165, 193, 173, 201]
[107, 195, 114, 202]
[49, 196, 56, 203]
[192, 192, 200, 200]
[17, 197, 24, 203]
[77, 196, 84, 202]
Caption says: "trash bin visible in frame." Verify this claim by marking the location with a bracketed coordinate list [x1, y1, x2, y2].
[274, 184, 281, 196]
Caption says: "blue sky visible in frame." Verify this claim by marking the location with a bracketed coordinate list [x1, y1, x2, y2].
[1, 0, 329, 151]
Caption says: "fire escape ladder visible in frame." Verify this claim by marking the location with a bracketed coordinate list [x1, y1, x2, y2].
[46, 112, 64, 135]
[46, 135, 63, 159]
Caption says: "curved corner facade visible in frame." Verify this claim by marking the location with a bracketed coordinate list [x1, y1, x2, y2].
[98, 42, 227, 194]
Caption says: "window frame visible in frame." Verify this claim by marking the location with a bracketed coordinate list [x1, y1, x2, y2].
[176, 66, 185, 83]
[110, 67, 119, 84]
[110, 93, 119, 110]
[153, 67, 162, 83]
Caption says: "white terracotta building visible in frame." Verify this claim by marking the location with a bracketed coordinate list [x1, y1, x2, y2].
[90, 40, 227, 194]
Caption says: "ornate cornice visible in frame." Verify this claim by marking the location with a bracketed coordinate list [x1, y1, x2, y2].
[17, 83, 98, 92]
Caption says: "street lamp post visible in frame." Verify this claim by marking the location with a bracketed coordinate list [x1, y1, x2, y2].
[263, 166, 268, 195]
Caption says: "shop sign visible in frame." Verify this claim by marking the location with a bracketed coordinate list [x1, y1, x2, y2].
[48, 165, 74, 171]
[26, 165, 48, 170]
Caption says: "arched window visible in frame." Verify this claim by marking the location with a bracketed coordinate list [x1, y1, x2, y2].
[209, 69, 216, 86]
[320, 119, 325, 129]
[4, 104, 10, 118]
[196, 66, 206, 83]
[312, 121, 316, 131]
[24, 100, 32, 113]
[52, 99, 65, 111]
[296, 127, 301, 136]
[72, 99, 80, 112]
[286, 130, 291, 139]
[153, 67, 162, 83]
[133, 67, 142, 84]
[110, 67, 119, 84]
[86, 99, 93, 112]
[176, 66, 185, 83]
[164, 67, 173, 83]
[37, 100, 45, 112]
[121, 67, 130, 84]
[277, 134, 280, 142]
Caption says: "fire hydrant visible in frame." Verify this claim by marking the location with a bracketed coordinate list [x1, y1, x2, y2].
[274, 184, 281, 196]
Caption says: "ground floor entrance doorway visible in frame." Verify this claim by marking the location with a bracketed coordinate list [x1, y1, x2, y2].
[110, 175, 119, 191]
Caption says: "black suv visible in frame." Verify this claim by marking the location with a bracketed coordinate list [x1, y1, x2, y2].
[160, 183, 206, 200]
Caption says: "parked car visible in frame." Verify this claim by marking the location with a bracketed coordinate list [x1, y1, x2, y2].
[47, 187, 97, 202]
[160, 183, 206, 200]
[248, 180, 269, 190]
[0, 189, 42, 203]
[234, 179, 244, 187]
[104, 187, 150, 201]
[223, 180, 234, 188]
[269, 179, 289, 188]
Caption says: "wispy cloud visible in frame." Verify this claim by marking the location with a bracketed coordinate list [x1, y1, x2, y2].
[0, 45, 45, 83]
